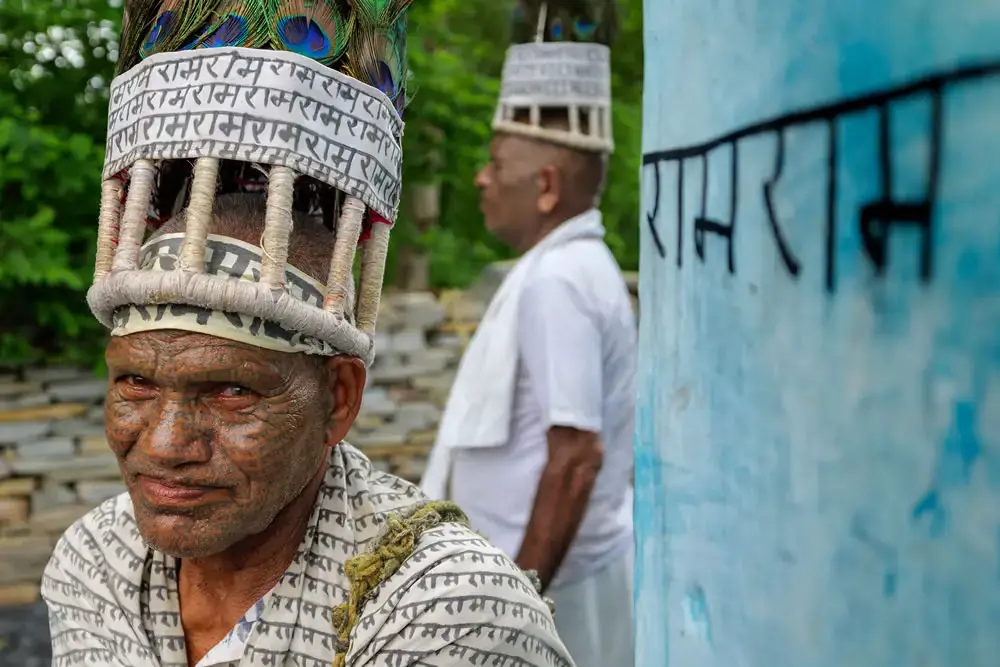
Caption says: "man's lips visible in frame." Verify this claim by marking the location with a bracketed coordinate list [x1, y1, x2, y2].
[137, 476, 224, 506]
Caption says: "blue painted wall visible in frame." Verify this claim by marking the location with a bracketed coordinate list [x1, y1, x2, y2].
[636, 1, 1000, 665]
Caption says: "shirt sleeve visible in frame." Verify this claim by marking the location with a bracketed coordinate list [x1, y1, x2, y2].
[517, 268, 603, 433]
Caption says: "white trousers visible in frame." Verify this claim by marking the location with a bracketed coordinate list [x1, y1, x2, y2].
[548, 548, 635, 667]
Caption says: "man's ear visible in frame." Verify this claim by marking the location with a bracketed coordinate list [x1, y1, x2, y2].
[323, 355, 367, 446]
[536, 163, 561, 215]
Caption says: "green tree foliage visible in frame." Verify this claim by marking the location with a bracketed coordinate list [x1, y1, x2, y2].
[0, 0, 643, 365]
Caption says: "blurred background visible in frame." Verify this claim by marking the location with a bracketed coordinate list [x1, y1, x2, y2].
[0, 0, 643, 662]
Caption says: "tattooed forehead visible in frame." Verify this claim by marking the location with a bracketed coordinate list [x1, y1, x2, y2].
[106, 332, 299, 382]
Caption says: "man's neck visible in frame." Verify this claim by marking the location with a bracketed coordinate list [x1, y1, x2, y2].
[516, 205, 595, 254]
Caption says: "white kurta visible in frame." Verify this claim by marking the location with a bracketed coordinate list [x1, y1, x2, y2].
[41, 445, 574, 667]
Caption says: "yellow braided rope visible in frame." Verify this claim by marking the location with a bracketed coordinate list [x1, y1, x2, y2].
[331, 501, 470, 667]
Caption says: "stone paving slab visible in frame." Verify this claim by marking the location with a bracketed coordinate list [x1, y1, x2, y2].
[0, 602, 51, 667]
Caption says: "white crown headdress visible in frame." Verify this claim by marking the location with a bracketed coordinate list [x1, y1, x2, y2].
[492, 0, 618, 154]
[88, 0, 413, 365]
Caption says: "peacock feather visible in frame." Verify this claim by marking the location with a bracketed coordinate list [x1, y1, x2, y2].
[118, 0, 165, 73]
[345, 7, 408, 116]
[511, 0, 618, 46]
[195, 1, 270, 50]
[123, 0, 406, 89]
[137, 0, 218, 59]
[267, 0, 352, 63]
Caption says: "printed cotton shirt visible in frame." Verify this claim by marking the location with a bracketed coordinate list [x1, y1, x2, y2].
[42, 445, 573, 667]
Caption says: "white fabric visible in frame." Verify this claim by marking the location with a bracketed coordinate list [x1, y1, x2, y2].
[42, 445, 574, 667]
[547, 548, 634, 667]
[497, 43, 612, 108]
[443, 211, 636, 586]
[196, 592, 272, 667]
[420, 209, 606, 499]
[105, 47, 404, 220]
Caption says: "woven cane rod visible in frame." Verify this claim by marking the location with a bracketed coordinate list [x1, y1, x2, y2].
[493, 114, 614, 153]
[260, 165, 296, 287]
[178, 157, 220, 273]
[569, 104, 581, 135]
[356, 222, 390, 335]
[88, 269, 375, 363]
[111, 158, 156, 272]
[95, 178, 124, 279]
[324, 196, 365, 316]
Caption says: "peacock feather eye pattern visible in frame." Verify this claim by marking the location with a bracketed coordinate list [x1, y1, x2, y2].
[272, 0, 350, 63]
[573, 16, 597, 40]
[201, 12, 251, 48]
[550, 16, 564, 40]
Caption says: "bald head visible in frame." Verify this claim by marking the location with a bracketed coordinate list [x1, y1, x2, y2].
[511, 107, 607, 206]
[155, 193, 338, 284]
[475, 108, 608, 252]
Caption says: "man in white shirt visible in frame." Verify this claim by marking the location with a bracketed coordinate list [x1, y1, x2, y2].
[422, 4, 635, 663]
[455, 126, 636, 665]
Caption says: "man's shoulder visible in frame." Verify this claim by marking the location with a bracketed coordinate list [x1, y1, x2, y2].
[527, 240, 629, 302]
[400, 522, 557, 624]
[54, 492, 139, 557]
[349, 520, 571, 665]
[43, 493, 145, 610]
[402, 521, 539, 591]
[338, 443, 427, 512]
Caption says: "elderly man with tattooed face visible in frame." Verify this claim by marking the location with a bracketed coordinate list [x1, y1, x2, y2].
[44, 211, 574, 667]
[40, 2, 573, 667]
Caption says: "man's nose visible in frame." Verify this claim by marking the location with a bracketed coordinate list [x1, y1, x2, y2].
[136, 398, 212, 468]
[474, 166, 488, 189]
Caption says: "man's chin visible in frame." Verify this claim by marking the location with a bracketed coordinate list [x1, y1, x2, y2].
[483, 217, 507, 242]
[135, 511, 241, 559]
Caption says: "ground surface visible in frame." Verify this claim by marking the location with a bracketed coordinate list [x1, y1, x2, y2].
[0, 602, 50, 666]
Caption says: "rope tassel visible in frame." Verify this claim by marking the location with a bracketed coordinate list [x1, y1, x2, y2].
[331, 502, 469, 667]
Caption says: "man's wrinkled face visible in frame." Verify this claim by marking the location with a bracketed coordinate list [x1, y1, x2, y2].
[476, 134, 549, 247]
[104, 331, 336, 558]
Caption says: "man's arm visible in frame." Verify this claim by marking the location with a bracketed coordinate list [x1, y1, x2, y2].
[516, 426, 602, 591]
[514, 270, 605, 591]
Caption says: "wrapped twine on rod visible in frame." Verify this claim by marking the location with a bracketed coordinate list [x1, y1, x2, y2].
[178, 157, 220, 273]
[111, 158, 156, 272]
[260, 165, 295, 287]
[324, 196, 365, 316]
[356, 221, 391, 335]
[95, 178, 124, 279]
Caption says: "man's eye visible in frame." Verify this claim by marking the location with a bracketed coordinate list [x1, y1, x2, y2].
[218, 385, 253, 397]
[116, 375, 156, 398]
